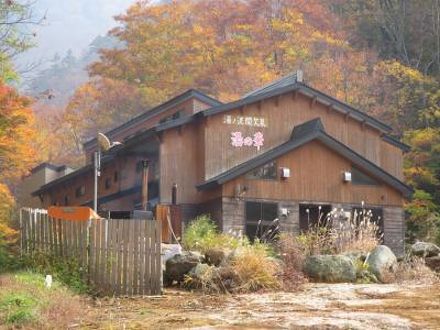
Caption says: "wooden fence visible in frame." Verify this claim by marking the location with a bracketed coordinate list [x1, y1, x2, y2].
[20, 208, 162, 296]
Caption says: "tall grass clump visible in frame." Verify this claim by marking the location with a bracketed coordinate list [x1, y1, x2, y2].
[330, 208, 382, 254]
[231, 242, 281, 292]
[277, 233, 308, 290]
[182, 215, 244, 253]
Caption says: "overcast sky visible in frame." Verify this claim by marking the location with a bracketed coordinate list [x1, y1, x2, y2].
[17, 0, 135, 68]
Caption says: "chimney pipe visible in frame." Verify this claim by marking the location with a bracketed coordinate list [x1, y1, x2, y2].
[141, 160, 149, 210]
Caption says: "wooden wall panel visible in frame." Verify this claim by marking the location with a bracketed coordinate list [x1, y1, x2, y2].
[222, 141, 403, 207]
[203, 93, 403, 180]
[380, 141, 403, 180]
[159, 124, 221, 204]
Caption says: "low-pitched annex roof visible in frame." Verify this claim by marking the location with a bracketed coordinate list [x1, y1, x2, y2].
[196, 118, 413, 198]
[83, 89, 222, 149]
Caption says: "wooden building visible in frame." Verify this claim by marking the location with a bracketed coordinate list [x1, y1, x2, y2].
[32, 72, 411, 254]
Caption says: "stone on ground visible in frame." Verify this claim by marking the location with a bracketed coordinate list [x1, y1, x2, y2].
[164, 251, 203, 285]
[411, 242, 440, 258]
[304, 255, 356, 283]
[365, 245, 397, 283]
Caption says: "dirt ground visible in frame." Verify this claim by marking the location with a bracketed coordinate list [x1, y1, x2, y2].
[75, 283, 440, 330]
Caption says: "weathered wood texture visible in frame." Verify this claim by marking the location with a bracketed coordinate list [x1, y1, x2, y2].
[383, 207, 405, 256]
[222, 141, 404, 206]
[156, 204, 182, 243]
[20, 208, 162, 296]
[203, 93, 402, 180]
[159, 124, 222, 204]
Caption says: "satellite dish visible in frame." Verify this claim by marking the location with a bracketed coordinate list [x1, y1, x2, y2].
[98, 133, 111, 152]
[98, 132, 122, 152]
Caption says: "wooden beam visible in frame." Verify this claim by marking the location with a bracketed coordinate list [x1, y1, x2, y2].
[310, 96, 317, 108]
[344, 111, 351, 121]
[274, 95, 280, 107]
[327, 104, 333, 114]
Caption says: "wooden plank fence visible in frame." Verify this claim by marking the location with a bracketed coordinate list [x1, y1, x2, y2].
[19, 208, 162, 296]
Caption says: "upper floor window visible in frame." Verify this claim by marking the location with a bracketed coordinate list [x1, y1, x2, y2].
[351, 166, 379, 186]
[159, 110, 182, 124]
[246, 161, 277, 180]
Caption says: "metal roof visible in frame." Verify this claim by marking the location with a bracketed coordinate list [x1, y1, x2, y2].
[83, 89, 222, 149]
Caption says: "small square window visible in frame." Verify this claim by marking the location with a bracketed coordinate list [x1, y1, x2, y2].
[246, 161, 277, 180]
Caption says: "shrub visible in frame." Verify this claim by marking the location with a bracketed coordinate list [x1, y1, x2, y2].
[394, 257, 439, 284]
[21, 253, 89, 294]
[276, 233, 308, 290]
[182, 215, 244, 253]
[231, 242, 281, 292]
[293, 208, 381, 256]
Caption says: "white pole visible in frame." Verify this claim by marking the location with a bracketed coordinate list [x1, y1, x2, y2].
[93, 150, 101, 213]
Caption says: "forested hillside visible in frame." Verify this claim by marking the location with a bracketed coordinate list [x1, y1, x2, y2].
[1, 0, 439, 244]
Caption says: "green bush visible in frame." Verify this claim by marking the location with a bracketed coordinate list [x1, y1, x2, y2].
[0, 292, 37, 325]
[182, 215, 244, 253]
[21, 253, 89, 294]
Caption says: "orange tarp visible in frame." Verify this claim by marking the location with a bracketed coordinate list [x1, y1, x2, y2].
[48, 206, 101, 222]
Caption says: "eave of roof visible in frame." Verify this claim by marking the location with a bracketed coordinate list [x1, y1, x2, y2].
[31, 163, 68, 174]
[382, 135, 411, 152]
[83, 89, 222, 149]
[197, 118, 412, 198]
[31, 153, 117, 196]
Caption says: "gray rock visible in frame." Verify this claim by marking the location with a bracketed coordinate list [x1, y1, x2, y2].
[411, 242, 440, 258]
[343, 252, 367, 263]
[164, 251, 203, 285]
[188, 263, 212, 279]
[304, 255, 356, 283]
[365, 245, 397, 283]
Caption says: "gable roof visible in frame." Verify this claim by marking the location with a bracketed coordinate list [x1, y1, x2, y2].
[83, 89, 222, 149]
[155, 72, 394, 138]
[196, 118, 413, 198]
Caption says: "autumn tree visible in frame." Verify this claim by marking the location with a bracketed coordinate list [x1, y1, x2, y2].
[67, 0, 374, 149]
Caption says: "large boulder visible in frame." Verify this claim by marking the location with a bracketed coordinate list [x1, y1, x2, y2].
[365, 245, 397, 283]
[425, 256, 440, 272]
[303, 255, 356, 283]
[411, 242, 440, 258]
[164, 251, 202, 285]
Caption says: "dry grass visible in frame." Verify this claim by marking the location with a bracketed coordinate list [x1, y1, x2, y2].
[231, 243, 281, 292]
[394, 257, 439, 285]
[277, 233, 308, 290]
[0, 271, 83, 328]
[330, 209, 382, 254]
